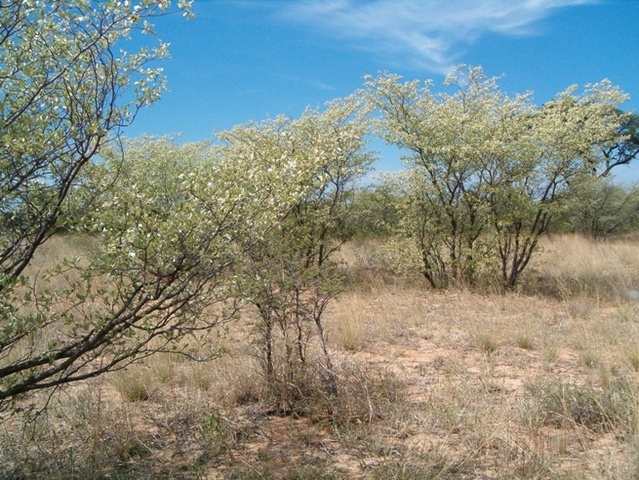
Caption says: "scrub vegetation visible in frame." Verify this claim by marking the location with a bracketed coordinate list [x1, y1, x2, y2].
[2, 1, 639, 478]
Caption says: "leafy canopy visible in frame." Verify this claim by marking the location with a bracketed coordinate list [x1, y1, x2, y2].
[366, 66, 629, 290]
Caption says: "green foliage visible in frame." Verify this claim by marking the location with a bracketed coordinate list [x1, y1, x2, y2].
[347, 180, 403, 238]
[0, 0, 191, 281]
[366, 66, 629, 290]
[0, 0, 373, 409]
[554, 175, 639, 237]
[0, 131, 323, 407]
[598, 112, 639, 177]
[235, 96, 374, 412]
[0, 0, 194, 406]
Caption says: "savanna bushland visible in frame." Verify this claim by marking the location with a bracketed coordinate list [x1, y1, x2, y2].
[2, 2, 639, 479]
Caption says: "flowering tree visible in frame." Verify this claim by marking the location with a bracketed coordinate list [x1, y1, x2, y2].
[366, 66, 628, 290]
[0, 1, 326, 408]
[235, 96, 374, 412]
[0, 0, 198, 407]
[597, 112, 639, 177]
[0, 0, 194, 283]
[0, 127, 326, 408]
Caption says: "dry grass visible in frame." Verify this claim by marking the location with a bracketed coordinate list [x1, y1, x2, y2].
[4, 234, 639, 478]
[528, 234, 639, 301]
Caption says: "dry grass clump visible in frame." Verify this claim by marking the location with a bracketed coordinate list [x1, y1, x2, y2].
[528, 234, 639, 301]
[320, 361, 403, 427]
[523, 378, 639, 434]
[110, 367, 154, 402]
[370, 448, 464, 480]
[0, 385, 153, 480]
[328, 287, 432, 352]
[329, 292, 374, 351]
[514, 332, 535, 350]
[336, 238, 422, 291]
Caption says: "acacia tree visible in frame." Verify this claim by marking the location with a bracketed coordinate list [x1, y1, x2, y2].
[0, 1, 328, 408]
[598, 112, 639, 177]
[0, 0, 192, 282]
[235, 96, 374, 413]
[346, 181, 402, 238]
[0, 130, 323, 408]
[0, 0, 195, 407]
[555, 175, 639, 238]
[489, 84, 629, 288]
[366, 66, 628, 290]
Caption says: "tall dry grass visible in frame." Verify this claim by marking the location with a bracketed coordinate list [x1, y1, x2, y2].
[4, 233, 639, 478]
[528, 234, 639, 302]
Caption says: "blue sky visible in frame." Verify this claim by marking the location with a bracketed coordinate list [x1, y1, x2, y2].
[126, 0, 639, 181]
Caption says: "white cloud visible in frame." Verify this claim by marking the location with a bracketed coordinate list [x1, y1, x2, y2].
[277, 73, 335, 91]
[277, 0, 597, 74]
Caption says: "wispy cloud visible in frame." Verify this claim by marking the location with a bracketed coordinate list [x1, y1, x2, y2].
[276, 0, 597, 74]
[277, 73, 335, 91]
